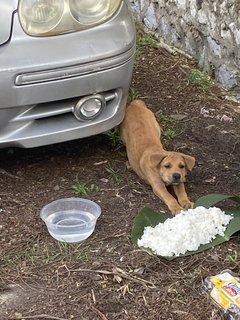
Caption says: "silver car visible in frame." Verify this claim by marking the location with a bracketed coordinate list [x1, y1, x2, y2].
[0, 0, 136, 148]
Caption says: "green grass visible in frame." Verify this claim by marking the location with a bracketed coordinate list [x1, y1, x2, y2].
[128, 87, 140, 102]
[0, 242, 92, 270]
[135, 30, 159, 63]
[105, 163, 122, 184]
[225, 250, 240, 262]
[105, 88, 140, 148]
[71, 177, 99, 196]
[56, 242, 90, 262]
[155, 112, 176, 145]
[155, 112, 172, 123]
[104, 127, 123, 149]
[162, 127, 176, 142]
[187, 69, 214, 93]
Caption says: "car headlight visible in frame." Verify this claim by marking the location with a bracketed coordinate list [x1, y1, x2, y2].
[19, 0, 65, 35]
[19, 0, 122, 36]
[70, 0, 115, 25]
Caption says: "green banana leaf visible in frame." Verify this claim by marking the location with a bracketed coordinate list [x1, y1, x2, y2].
[195, 194, 240, 208]
[131, 193, 240, 260]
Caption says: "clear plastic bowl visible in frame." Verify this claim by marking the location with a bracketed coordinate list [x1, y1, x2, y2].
[40, 198, 101, 243]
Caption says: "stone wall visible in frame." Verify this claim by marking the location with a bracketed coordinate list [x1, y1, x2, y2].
[130, 0, 240, 94]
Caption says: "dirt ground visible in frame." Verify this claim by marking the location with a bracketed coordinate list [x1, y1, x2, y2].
[1, 30, 240, 320]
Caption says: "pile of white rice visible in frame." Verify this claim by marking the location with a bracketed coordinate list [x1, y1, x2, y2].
[138, 206, 233, 257]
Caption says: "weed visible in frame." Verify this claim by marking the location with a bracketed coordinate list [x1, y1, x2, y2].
[105, 88, 140, 148]
[0, 255, 18, 268]
[135, 30, 158, 63]
[0, 241, 92, 273]
[104, 127, 122, 149]
[44, 252, 62, 264]
[128, 87, 140, 102]
[225, 250, 240, 262]
[187, 69, 214, 93]
[155, 112, 172, 123]
[75, 247, 90, 261]
[162, 127, 176, 142]
[45, 243, 91, 264]
[72, 177, 99, 196]
[58, 241, 71, 255]
[105, 163, 121, 184]
[155, 112, 176, 145]
[1, 245, 42, 268]
[137, 32, 158, 47]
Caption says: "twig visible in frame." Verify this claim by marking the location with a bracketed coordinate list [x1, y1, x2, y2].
[100, 185, 127, 192]
[181, 116, 200, 123]
[16, 267, 57, 293]
[67, 267, 156, 289]
[96, 232, 127, 242]
[0, 169, 23, 180]
[9, 315, 68, 320]
[91, 289, 96, 304]
[231, 138, 239, 154]
[89, 305, 108, 320]
[137, 21, 194, 59]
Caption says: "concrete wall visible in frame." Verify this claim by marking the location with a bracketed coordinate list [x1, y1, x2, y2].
[130, 0, 240, 95]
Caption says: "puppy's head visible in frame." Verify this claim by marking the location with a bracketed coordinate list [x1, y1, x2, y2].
[156, 152, 195, 185]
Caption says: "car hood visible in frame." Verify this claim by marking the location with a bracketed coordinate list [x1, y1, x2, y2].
[0, 0, 18, 45]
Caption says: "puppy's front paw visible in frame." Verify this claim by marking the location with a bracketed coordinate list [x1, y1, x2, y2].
[169, 202, 183, 215]
[180, 199, 194, 210]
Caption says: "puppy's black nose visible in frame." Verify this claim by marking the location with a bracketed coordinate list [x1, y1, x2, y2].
[172, 173, 181, 181]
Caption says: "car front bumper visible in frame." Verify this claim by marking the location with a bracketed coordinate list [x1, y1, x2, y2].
[0, 1, 136, 148]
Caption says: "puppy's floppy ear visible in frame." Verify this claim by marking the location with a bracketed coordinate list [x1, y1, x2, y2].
[181, 154, 195, 171]
[149, 152, 167, 168]
[140, 149, 167, 171]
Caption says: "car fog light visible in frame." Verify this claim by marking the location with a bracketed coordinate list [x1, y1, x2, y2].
[73, 95, 106, 120]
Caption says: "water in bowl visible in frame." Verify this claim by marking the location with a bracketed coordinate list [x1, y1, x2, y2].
[45, 210, 96, 242]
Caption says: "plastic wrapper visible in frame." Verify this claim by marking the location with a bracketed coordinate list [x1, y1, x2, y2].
[204, 269, 240, 320]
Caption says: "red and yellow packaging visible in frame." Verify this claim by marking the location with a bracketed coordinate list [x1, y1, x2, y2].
[205, 270, 240, 319]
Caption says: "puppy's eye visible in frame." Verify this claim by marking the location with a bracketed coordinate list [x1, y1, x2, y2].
[179, 164, 185, 169]
[164, 164, 171, 168]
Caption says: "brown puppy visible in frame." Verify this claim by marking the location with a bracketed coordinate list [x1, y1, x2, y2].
[120, 99, 195, 214]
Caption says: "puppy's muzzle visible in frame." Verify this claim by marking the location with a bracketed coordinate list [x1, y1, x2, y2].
[172, 173, 181, 184]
